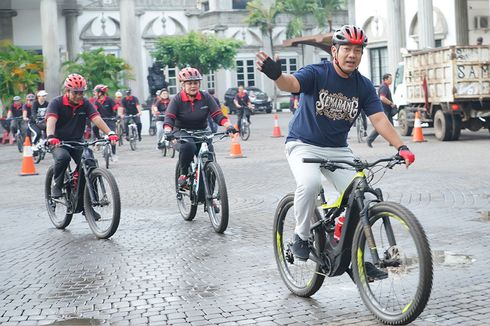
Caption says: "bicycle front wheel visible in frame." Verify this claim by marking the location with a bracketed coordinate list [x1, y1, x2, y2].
[16, 133, 23, 152]
[240, 123, 250, 141]
[204, 161, 229, 233]
[352, 201, 433, 325]
[84, 168, 121, 239]
[129, 127, 137, 151]
[273, 193, 326, 297]
[161, 143, 167, 157]
[45, 166, 73, 229]
[175, 161, 197, 221]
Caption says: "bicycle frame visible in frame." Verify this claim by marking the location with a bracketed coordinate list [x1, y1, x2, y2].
[308, 165, 394, 277]
[189, 139, 216, 204]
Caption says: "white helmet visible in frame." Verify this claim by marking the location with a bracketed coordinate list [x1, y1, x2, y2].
[37, 90, 48, 97]
[115, 91, 123, 97]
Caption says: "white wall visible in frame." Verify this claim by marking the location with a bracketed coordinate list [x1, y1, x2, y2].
[13, 9, 66, 50]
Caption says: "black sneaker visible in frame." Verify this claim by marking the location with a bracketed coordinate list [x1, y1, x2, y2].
[367, 140, 373, 148]
[138, 135, 142, 141]
[51, 185, 62, 198]
[365, 262, 388, 281]
[292, 234, 310, 261]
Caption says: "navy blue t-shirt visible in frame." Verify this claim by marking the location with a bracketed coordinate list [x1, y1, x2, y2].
[287, 61, 383, 147]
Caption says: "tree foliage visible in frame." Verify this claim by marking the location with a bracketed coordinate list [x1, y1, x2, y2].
[244, 0, 282, 54]
[62, 48, 133, 94]
[152, 31, 244, 74]
[0, 42, 43, 108]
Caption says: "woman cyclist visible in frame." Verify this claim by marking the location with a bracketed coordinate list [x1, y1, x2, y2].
[163, 67, 236, 186]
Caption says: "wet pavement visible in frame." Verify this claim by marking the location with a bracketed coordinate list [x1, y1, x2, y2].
[1, 112, 490, 325]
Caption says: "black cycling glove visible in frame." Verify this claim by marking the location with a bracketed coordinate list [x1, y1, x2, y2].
[261, 57, 282, 81]
[164, 132, 175, 141]
[226, 125, 238, 134]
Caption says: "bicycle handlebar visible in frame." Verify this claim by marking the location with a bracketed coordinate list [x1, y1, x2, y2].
[170, 129, 228, 143]
[60, 138, 109, 149]
[303, 156, 404, 171]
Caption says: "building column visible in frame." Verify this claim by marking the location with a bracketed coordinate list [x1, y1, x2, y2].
[63, 9, 81, 61]
[418, 0, 435, 49]
[0, 9, 17, 44]
[348, 0, 355, 24]
[387, 0, 406, 75]
[120, 0, 145, 100]
[40, 0, 60, 99]
[454, 0, 469, 45]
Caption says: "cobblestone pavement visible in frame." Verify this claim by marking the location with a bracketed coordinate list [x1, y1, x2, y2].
[1, 112, 489, 326]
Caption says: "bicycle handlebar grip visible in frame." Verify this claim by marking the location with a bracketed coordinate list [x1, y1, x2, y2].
[303, 158, 325, 164]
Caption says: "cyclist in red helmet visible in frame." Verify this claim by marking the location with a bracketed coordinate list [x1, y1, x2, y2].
[91, 84, 119, 161]
[256, 25, 414, 262]
[45, 74, 119, 198]
[163, 67, 236, 186]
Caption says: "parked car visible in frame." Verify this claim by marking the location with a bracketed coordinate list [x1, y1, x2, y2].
[224, 86, 273, 114]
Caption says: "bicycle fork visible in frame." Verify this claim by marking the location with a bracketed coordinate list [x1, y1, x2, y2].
[355, 186, 397, 267]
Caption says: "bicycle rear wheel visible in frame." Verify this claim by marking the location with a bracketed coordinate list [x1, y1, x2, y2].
[357, 119, 366, 143]
[84, 167, 121, 239]
[175, 161, 197, 221]
[352, 201, 432, 325]
[45, 166, 73, 229]
[117, 124, 124, 146]
[240, 122, 250, 141]
[273, 193, 326, 297]
[204, 161, 229, 233]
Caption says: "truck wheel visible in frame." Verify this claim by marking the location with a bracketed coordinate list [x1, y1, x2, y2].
[434, 110, 453, 141]
[451, 115, 462, 141]
[398, 110, 413, 136]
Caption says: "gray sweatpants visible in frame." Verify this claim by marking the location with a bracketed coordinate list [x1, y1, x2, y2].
[285, 141, 356, 240]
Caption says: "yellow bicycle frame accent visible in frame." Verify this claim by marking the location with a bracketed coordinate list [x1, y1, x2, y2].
[321, 171, 365, 209]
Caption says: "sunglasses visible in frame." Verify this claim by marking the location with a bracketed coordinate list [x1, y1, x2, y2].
[70, 90, 84, 95]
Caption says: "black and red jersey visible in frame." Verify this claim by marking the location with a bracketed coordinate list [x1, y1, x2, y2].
[22, 103, 33, 119]
[46, 95, 100, 141]
[234, 92, 251, 108]
[121, 96, 140, 115]
[153, 98, 170, 121]
[164, 90, 227, 130]
[94, 95, 118, 118]
[9, 103, 23, 118]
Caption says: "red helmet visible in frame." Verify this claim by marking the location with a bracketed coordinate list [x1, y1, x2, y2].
[178, 67, 202, 82]
[332, 25, 368, 47]
[64, 74, 87, 91]
[94, 84, 109, 93]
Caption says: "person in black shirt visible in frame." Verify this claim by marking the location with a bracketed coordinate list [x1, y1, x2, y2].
[118, 89, 143, 141]
[6, 96, 23, 138]
[27, 90, 50, 148]
[46, 74, 118, 198]
[367, 73, 396, 147]
[163, 67, 235, 186]
[233, 85, 253, 132]
[92, 84, 119, 160]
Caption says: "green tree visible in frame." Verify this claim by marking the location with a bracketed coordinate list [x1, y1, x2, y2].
[279, 0, 317, 38]
[0, 42, 43, 108]
[244, 0, 282, 55]
[62, 48, 133, 94]
[313, 0, 346, 32]
[151, 31, 243, 74]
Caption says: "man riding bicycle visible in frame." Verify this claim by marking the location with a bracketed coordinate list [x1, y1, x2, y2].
[28, 90, 49, 147]
[6, 96, 23, 139]
[91, 84, 119, 161]
[163, 67, 236, 187]
[46, 74, 118, 198]
[118, 89, 143, 141]
[233, 85, 253, 132]
[256, 25, 415, 261]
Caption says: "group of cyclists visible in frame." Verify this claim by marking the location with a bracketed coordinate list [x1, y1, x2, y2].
[2, 24, 416, 263]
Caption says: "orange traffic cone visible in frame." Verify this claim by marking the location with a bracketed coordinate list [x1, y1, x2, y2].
[412, 111, 426, 142]
[272, 114, 282, 137]
[20, 135, 38, 176]
[229, 133, 244, 158]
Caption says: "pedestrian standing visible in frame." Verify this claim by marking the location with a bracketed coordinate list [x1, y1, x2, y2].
[366, 73, 397, 148]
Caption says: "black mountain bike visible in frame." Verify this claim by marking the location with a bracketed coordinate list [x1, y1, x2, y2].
[45, 139, 121, 239]
[172, 130, 230, 233]
[273, 155, 432, 325]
